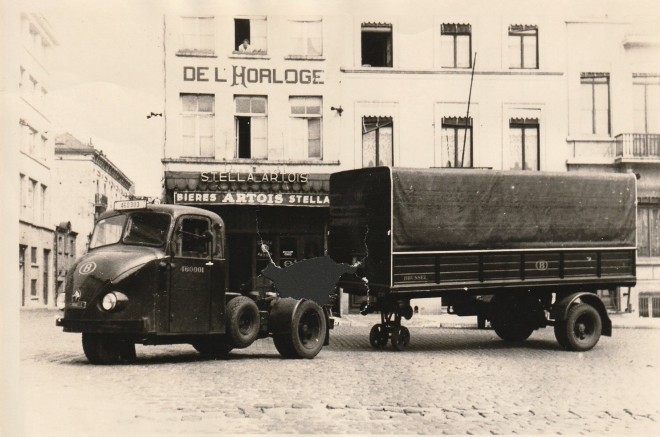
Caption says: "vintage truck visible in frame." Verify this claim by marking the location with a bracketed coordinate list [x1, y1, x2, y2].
[329, 167, 637, 352]
[56, 200, 330, 363]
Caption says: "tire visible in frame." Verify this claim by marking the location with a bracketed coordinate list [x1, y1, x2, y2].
[226, 296, 260, 349]
[82, 333, 135, 364]
[555, 303, 602, 351]
[492, 319, 535, 342]
[391, 326, 410, 351]
[272, 299, 327, 359]
[489, 295, 541, 342]
[192, 338, 233, 356]
[369, 324, 389, 350]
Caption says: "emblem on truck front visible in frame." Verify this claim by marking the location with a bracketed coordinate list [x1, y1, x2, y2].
[535, 260, 549, 271]
[78, 262, 97, 275]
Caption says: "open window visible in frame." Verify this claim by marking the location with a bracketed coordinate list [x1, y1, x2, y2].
[175, 217, 211, 258]
[234, 17, 267, 54]
[361, 23, 392, 67]
[235, 96, 268, 159]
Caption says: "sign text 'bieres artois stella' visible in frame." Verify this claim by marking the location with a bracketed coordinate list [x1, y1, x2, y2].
[173, 172, 330, 207]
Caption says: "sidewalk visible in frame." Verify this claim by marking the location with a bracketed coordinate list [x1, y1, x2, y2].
[335, 312, 660, 329]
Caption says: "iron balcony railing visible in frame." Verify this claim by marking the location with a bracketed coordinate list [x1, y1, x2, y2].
[615, 133, 660, 160]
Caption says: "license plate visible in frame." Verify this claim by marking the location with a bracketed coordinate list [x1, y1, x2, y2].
[69, 301, 86, 308]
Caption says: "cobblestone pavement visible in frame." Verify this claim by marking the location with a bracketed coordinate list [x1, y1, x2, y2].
[15, 310, 660, 436]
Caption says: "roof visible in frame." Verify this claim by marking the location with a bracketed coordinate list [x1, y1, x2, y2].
[55, 132, 94, 152]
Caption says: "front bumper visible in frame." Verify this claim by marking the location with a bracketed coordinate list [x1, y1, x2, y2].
[56, 317, 146, 334]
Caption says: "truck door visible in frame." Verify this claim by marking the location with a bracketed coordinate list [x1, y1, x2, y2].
[169, 215, 213, 333]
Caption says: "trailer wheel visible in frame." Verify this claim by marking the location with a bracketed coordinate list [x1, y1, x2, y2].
[272, 299, 327, 359]
[555, 303, 602, 351]
[492, 320, 535, 342]
[192, 339, 233, 356]
[82, 333, 135, 365]
[369, 324, 389, 349]
[391, 326, 410, 351]
[226, 296, 260, 349]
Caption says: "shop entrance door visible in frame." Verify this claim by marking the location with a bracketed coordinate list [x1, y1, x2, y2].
[228, 235, 253, 293]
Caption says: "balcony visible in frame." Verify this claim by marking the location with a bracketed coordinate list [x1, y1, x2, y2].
[95, 193, 108, 213]
[615, 133, 660, 163]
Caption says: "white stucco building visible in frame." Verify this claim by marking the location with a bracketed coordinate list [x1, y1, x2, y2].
[161, 0, 660, 316]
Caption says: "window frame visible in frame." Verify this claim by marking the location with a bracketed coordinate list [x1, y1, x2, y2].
[580, 72, 611, 136]
[509, 118, 540, 171]
[633, 74, 660, 134]
[441, 23, 472, 69]
[234, 95, 268, 159]
[638, 204, 660, 258]
[233, 17, 268, 54]
[289, 96, 323, 159]
[440, 116, 473, 168]
[508, 24, 538, 69]
[180, 16, 215, 55]
[287, 18, 323, 58]
[361, 22, 393, 68]
[362, 116, 394, 167]
[180, 93, 215, 158]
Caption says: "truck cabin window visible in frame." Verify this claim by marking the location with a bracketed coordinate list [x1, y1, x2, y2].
[175, 217, 211, 258]
[89, 212, 171, 249]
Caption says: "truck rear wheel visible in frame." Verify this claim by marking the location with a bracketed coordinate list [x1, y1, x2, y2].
[226, 296, 260, 349]
[272, 299, 327, 359]
[82, 333, 135, 365]
[554, 303, 602, 351]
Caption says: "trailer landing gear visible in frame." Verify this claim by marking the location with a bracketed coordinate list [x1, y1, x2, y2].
[368, 310, 411, 351]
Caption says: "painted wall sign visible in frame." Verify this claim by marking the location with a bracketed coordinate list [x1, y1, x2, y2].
[183, 66, 325, 88]
[200, 172, 308, 184]
[174, 191, 330, 207]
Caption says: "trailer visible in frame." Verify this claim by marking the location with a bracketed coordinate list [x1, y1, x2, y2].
[329, 167, 637, 351]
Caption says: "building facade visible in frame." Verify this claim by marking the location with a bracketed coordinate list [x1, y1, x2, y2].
[13, 13, 59, 307]
[162, 0, 660, 316]
[53, 133, 135, 260]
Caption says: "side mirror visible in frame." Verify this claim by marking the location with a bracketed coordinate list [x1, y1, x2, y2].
[202, 230, 213, 241]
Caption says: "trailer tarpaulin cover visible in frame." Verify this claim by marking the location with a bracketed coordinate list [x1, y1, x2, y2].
[391, 168, 636, 251]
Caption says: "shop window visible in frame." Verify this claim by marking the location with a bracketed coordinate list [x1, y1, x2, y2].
[638, 205, 660, 257]
[234, 17, 267, 54]
[508, 24, 538, 69]
[181, 17, 214, 54]
[440, 117, 473, 167]
[362, 116, 393, 167]
[288, 19, 323, 57]
[509, 118, 539, 170]
[633, 74, 660, 134]
[441, 23, 471, 68]
[361, 23, 392, 67]
[289, 96, 322, 159]
[235, 95, 268, 159]
[181, 94, 215, 157]
[580, 72, 610, 135]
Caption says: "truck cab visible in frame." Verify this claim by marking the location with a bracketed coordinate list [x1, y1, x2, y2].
[57, 200, 329, 363]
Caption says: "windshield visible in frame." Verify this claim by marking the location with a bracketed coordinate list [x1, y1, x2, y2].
[89, 212, 171, 249]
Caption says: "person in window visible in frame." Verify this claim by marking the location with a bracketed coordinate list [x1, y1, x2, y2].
[238, 38, 251, 52]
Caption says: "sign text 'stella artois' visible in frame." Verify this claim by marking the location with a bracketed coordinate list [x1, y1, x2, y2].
[174, 191, 330, 207]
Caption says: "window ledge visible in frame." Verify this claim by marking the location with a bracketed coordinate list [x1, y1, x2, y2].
[285, 55, 326, 61]
[566, 136, 615, 143]
[163, 157, 340, 165]
[229, 52, 270, 60]
[340, 67, 563, 76]
[176, 50, 217, 58]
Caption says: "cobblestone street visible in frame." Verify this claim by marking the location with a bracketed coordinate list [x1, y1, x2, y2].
[16, 310, 660, 435]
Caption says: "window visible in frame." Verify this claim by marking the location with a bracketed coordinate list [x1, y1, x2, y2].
[176, 217, 211, 258]
[440, 117, 472, 167]
[361, 23, 392, 67]
[43, 249, 50, 304]
[181, 94, 214, 157]
[633, 74, 660, 133]
[509, 118, 539, 170]
[638, 205, 660, 257]
[362, 116, 393, 167]
[508, 25, 538, 69]
[40, 135, 47, 160]
[27, 178, 36, 220]
[19, 66, 25, 92]
[289, 97, 322, 159]
[181, 17, 214, 54]
[234, 18, 267, 53]
[235, 95, 268, 159]
[40, 184, 47, 224]
[31, 279, 37, 299]
[580, 73, 610, 135]
[31, 247, 37, 265]
[288, 19, 323, 57]
[19, 174, 26, 217]
[441, 24, 471, 68]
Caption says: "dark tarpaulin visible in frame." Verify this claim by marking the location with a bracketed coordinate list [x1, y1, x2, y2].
[391, 168, 636, 251]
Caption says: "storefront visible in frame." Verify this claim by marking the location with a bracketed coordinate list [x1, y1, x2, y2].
[164, 170, 330, 295]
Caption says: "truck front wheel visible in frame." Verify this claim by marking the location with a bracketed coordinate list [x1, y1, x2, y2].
[226, 296, 260, 349]
[82, 333, 135, 365]
[272, 299, 327, 359]
[554, 303, 602, 351]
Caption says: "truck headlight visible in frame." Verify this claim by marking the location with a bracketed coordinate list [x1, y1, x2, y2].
[56, 293, 66, 310]
[102, 293, 118, 311]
